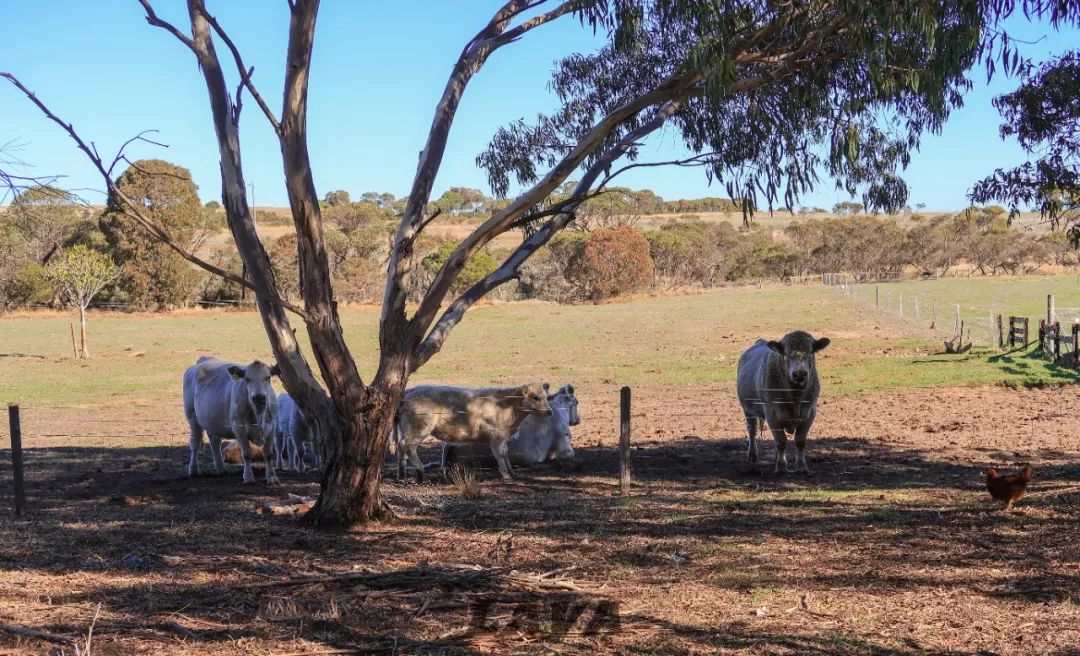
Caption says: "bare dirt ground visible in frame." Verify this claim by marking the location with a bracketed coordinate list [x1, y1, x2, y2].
[1, 384, 1077, 655]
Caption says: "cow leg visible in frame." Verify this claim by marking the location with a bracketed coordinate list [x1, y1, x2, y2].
[187, 418, 205, 477]
[491, 438, 514, 481]
[770, 426, 791, 474]
[207, 433, 227, 474]
[744, 416, 760, 464]
[277, 431, 290, 472]
[395, 424, 407, 482]
[793, 418, 814, 475]
[406, 440, 427, 483]
[262, 430, 280, 486]
[290, 436, 303, 473]
[234, 427, 257, 484]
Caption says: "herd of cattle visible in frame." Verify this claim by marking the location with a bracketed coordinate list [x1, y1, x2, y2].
[182, 330, 828, 484]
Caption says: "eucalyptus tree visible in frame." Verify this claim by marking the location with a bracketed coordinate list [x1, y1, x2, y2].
[3, 1, 1064, 528]
[971, 49, 1080, 242]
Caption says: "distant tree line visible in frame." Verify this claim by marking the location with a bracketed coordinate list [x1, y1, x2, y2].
[1, 161, 1073, 312]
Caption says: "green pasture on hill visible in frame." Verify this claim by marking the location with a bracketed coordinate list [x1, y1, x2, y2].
[1, 277, 1077, 407]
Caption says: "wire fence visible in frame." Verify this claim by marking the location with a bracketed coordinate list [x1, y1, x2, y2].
[825, 276, 1080, 363]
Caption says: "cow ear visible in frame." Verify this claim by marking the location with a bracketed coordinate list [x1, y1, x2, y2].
[542, 382, 550, 392]
[520, 384, 530, 397]
[567, 384, 574, 395]
[812, 337, 831, 352]
[269, 364, 281, 377]
[227, 365, 245, 379]
[766, 340, 784, 355]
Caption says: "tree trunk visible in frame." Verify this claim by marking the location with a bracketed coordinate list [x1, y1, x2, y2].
[78, 304, 89, 359]
[305, 381, 404, 529]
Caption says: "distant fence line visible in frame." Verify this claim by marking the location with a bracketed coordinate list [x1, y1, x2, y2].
[826, 278, 1079, 365]
[4, 298, 259, 313]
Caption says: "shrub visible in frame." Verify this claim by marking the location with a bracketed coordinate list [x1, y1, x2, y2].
[421, 242, 499, 295]
[567, 226, 653, 300]
[3, 263, 52, 306]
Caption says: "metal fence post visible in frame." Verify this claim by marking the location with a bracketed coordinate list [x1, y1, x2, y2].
[619, 387, 632, 496]
[8, 405, 25, 516]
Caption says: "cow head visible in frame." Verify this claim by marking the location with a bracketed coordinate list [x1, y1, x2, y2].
[549, 384, 581, 427]
[519, 382, 553, 417]
[546, 384, 579, 460]
[228, 360, 280, 419]
[766, 331, 829, 388]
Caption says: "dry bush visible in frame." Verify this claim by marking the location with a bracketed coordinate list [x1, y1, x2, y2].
[448, 463, 482, 499]
[568, 226, 654, 300]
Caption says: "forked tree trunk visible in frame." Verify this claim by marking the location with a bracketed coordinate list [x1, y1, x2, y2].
[305, 376, 406, 528]
[78, 304, 89, 359]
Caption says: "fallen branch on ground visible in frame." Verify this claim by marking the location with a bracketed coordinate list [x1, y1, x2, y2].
[0, 622, 74, 644]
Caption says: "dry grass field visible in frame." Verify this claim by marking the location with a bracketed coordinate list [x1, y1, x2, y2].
[0, 281, 1078, 655]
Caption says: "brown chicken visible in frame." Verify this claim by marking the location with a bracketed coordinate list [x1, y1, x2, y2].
[985, 465, 1033, 511]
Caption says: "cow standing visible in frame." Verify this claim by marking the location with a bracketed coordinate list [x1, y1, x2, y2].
[396, 383, 552, 482]
[442, 383, 580, 468]
[736, 331, 829, 474]
[276, 392, 320, 473]
[183, 356, 280, 485]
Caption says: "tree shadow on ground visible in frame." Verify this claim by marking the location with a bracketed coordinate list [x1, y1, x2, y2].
[0, 434, 1076, 654]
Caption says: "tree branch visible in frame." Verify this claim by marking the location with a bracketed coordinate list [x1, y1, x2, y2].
[380, 0, 579, 363]
[412, 98, 683, 369]
[408, 73, 697, 350]
[0, 70, 308, 319]
[138, 0, 196, 52]
[196, 5, 282, 133]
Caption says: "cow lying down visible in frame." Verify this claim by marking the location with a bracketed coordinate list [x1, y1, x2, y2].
[395, 383, 552, 482]
[441, 383, 580, 469]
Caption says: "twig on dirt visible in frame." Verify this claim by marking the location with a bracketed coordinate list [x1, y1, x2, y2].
[0, 622, 75, 644]
[83, 602, 102, 654]
[537, 565, 578, 579]
[272, 650, 363, 656]
[160, 621, 199, 640]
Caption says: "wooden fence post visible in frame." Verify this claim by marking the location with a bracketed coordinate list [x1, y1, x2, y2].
[1053, 321, 1061, 361]
[8, 405, 25, 516]
[1073, 323, 1079, 365]
[1048, 294, 1054, 325]
[619, 386, 632, 496]
[69, 323, 78, 359]
[1038, 319, 1046, 353]
[996, 314, 1004, 349]
[875, 285, 879, 308]
[898, 293, 904, 319]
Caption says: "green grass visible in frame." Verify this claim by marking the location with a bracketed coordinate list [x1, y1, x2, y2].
[851, 274, 1080, 326]
[1, 278, 1076, 407]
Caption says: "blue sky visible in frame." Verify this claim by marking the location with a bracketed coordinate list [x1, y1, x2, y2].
[3, 2, 1077, 212]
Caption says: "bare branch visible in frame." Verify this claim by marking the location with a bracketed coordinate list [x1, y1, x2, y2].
[138, 0, 196, 52]
[596, 152, 725, 190]
[197, 6, 282, 133]
[0, 70, 309, 319]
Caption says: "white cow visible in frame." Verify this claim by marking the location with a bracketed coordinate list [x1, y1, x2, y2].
[442, 383, 580, 468]
[395, 383, 552, 482]
[276, 392, 320, 473]
[183, 356, 280, 485]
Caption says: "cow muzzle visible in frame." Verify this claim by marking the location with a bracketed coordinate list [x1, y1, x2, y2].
[790, 371, 809, 386]
[251, 394, 268, 412]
